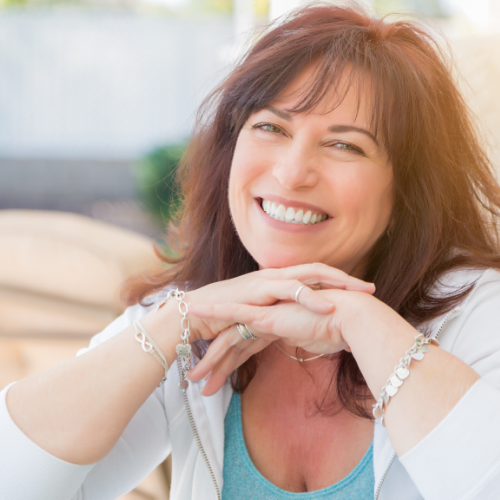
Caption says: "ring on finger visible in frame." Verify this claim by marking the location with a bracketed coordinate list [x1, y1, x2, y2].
[236, 323, 257, 341]
[295, 285, 305, 303]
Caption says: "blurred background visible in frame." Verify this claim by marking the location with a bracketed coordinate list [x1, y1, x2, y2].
[1, 0, 499, 498]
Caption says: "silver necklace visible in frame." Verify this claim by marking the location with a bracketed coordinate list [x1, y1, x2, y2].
[272, 342, 326, 363]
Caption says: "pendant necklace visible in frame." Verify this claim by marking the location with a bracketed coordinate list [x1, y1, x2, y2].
[272, 342, 326, 363]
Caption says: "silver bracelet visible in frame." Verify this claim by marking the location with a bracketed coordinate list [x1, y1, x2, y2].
[164, 289, 193, 393]
[153, 288, 192, 393]
[132, 319, 169, 387]
[372, 333, 439, 425]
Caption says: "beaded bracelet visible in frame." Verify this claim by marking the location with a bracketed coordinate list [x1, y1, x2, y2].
[372, 333, 439, 425]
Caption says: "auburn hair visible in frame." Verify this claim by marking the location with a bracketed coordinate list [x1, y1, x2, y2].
[123, 3, 500, 418]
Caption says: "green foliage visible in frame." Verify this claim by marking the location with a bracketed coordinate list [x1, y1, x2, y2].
[0, 0, 28, 6]
[135, 143, 186, 227]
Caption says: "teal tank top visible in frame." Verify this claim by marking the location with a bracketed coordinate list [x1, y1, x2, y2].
[222, 393, 374, 499]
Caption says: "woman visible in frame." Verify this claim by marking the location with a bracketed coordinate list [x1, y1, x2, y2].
[2, 4, 500, 500]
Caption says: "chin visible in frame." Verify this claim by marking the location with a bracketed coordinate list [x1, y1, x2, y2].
[253, 247, 317, 270]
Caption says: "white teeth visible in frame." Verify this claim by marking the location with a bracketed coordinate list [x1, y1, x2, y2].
[260, 199, 327, 225]
[275, 204, 286, 219]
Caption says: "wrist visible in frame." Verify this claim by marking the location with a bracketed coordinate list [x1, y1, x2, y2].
[331, 290, 365, 346]
[139, 298, 182, 367]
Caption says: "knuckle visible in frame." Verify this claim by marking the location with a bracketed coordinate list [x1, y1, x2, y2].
[275, 278, 288, 289]
[285, 279, 299, 291]
[232, 345, 244, 355]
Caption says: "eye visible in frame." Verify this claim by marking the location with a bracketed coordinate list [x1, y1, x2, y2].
[252, 123, 283, 134]
[331, 141, 364, 155]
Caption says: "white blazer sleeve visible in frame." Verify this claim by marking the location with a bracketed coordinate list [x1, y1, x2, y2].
[399, 269, 500, 500]
[0, 301, 172, 500]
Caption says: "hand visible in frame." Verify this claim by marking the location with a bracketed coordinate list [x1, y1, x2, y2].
[188, 288, 364, 396]
[184, 263, 375, 343]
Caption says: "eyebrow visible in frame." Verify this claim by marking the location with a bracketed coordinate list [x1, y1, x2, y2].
[328, 125, 379, 146]
[264, 105, 293, 121]
[263, 105, 379, 147]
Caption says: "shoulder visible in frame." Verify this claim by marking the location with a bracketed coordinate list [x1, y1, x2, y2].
[428, 268, 500, 382]
[428, 267, 493, 299]
[451, 267, 500, 330]
[419, 267, 500, 346]
[436, 267, 500, 311]
[424, 266, 500, 318]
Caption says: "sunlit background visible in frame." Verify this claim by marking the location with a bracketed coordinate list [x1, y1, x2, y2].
[1, 0, 499, 234]
[1, 1, 499, 498]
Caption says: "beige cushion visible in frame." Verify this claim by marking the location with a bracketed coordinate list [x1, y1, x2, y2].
[0, 210, 160, 310]
[0, 287, 117, 338]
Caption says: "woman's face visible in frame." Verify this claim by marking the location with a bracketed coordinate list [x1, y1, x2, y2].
[228, 67, 393, 275]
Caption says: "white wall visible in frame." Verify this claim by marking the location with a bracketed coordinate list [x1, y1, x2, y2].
[0, 12, 233, 159]
[269, 0, 374, 21]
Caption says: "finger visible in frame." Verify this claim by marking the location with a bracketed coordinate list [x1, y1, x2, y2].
[189, 303, 274, 333]
[189, 279, 336, 315]
[202, 337, 270, 397]
[190, 323, 270, 381]
[253, 279, 335, 313]
[189, 326, 242, 380]
[263, 263, 375, 293]
[189, 301, 333, 348]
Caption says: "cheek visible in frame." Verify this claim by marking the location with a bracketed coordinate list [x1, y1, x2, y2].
[229, 137, 272, 203]
[331, 167, 393, 223]
[228, 139, 265, 225]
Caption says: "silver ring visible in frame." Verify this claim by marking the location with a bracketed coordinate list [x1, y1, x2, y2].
[295, 285, 305, 303]
[236, 323, 257, 340]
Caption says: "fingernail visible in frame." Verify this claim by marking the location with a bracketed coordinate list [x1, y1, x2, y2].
[347, 283, 375, 292]
[318, 301, 335, 312]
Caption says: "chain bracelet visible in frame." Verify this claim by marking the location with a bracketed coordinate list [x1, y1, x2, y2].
[372, 333, 439, 425]
[154, 287, 192, 393]
[162, 288, 192, 393]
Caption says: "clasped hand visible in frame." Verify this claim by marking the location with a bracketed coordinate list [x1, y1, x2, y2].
[185, 263, 376, 396]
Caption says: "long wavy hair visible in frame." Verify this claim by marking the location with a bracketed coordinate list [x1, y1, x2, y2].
[123, 4, 500, 418]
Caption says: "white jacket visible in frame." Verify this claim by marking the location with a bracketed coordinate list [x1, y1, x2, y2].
[2, 268, 500, 500]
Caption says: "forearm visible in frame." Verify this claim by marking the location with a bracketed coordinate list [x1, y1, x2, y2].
[6, 299, 181, 465]
[344, 301, 479, 456]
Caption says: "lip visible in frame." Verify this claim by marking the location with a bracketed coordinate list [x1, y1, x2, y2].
[258, 194, 331, 217]
[253, 198, 331, 232]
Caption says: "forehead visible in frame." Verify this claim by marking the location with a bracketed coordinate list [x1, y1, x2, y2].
[269, 61, 374, 126]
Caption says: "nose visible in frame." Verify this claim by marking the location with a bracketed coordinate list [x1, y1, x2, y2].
[272, 142, 319, 190]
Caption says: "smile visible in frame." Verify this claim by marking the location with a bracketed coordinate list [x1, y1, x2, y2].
[260, 198, 329, 225]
